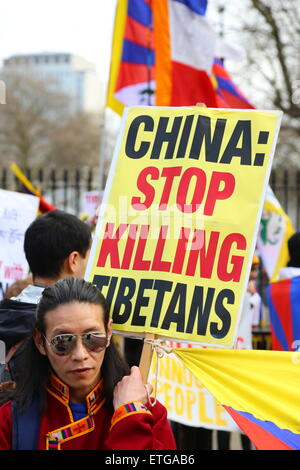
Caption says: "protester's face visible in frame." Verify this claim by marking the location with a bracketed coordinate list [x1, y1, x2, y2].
[250, 264, 259, 280]
[36, 301, 111, 402]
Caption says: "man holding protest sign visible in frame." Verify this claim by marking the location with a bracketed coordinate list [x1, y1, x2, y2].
[267, 231, 300, 351]
[0, 278, 176, 450]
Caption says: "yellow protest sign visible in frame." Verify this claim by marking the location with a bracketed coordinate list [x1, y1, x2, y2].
[85, 106, 282, 347]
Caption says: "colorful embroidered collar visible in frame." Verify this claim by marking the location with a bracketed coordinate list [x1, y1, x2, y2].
[45, 374, 105, 450]
[46, 373, 104, 416]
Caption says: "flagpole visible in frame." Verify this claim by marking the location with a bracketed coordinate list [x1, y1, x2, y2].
[218, 5, 225, 65]
[147, 0, 153, 106]
[218, 5, 225, 39]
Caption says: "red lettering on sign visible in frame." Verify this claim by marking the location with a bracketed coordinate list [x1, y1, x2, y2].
[217, 233, 246, 282]
[97, 223, 128, 268]
[204, 171, 235, 216]
[132, 167, 235, 216]
[131, 167, 159, 209]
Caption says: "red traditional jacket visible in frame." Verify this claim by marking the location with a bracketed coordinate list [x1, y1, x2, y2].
[0, 374, 176, 450]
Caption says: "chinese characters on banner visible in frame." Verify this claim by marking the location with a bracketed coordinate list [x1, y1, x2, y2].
[0, 190, 39, 299]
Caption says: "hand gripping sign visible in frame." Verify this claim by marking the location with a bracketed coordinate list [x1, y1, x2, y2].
[85, 106, 282, 352]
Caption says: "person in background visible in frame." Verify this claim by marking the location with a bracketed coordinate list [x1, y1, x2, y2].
[267, 231, 300, 352]
[247, 255, 262, 328]
[3, 276, 33, 300]
[278, 232, 300, 280]
[235, 255, 262, 349]
[0, 278, 176, 450]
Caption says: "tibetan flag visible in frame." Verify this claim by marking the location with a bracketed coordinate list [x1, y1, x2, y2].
[114, 0, 155, 108]
[266, 277, 300, 351]
[107, 0, 155, 115]
[107, 0, 217, 115]
[8, 162, 56, 214]
[154, 0, 217, 107]
[174, 347, 300, 450]
[212, 58, 255, 109]
[257, 185, 294, 282]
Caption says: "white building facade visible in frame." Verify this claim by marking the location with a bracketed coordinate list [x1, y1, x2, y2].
[3, 52, 102, 113]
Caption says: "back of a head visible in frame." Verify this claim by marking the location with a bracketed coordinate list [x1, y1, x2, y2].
[287, 232, 300, 268]
[24, 210, 91, 279]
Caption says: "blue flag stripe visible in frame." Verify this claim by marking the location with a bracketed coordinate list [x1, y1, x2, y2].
[171, 0, 208, 16]
[231, 408, 300, 450]
[290, 277, 300, 348]
[128, 0, 153, 27]
[122, 39, 155, 66]
[215, 75, 243, 99]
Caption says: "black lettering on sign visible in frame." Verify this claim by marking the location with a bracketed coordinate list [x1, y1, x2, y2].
[220, 120, 252, 165]
[151, 279, 173, 328]
[189, 115, 226, 162]
[112, 278, 136, 324]
[254, 130, 270, 166]
[186, 286, 215, 335]
[176, 115, 194, 158]
[92, 274, 110, 291]
[125, 115, 154, 159]
[92, 275, 118, 309]
[131, 279, 154, 326]
[151, 116, 183, 159]
[210, 288, 234, 338]
[160, 283, 186, 332]
[125, 113, 269, 167]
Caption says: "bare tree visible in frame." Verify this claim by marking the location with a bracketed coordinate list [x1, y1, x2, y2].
[241, 1, 299, 117]
[47, 111, 101, 168]
[0, 70, 101, 169]
[0, 71, 70, 167]
[214, 0, 300, 168]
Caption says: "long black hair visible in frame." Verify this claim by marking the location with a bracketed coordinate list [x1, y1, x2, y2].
[15, 277, 129, 412]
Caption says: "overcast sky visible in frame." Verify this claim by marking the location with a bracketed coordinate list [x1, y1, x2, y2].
[0, 1, 247, 102]
[0, 0, 118, 83]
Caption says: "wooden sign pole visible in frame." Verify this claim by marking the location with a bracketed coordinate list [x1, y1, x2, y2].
[139, 333, 155, 383]
[139, 103, 207, 384]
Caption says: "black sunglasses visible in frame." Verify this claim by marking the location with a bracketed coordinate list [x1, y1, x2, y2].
[43, 332, 108, 356]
